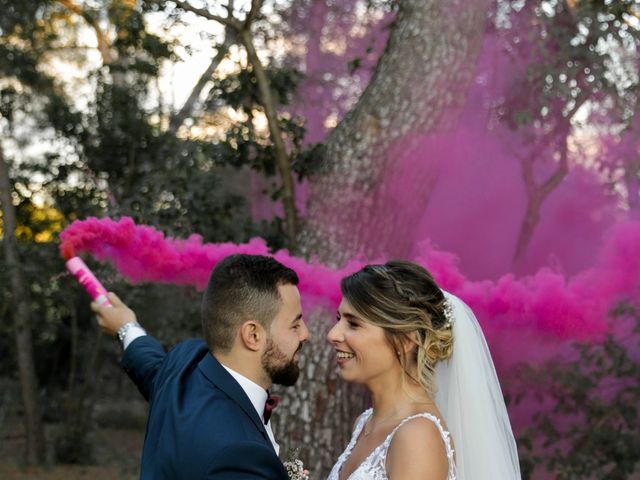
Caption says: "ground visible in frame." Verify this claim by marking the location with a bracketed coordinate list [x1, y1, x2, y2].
[1, 419, 143, 480]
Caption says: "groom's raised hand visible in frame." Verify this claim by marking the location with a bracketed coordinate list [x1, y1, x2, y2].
[91, 292, 137, 337]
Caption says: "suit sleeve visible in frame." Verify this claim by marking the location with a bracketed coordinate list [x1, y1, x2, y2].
[120, 335, 166, 402]
[205, 441, 288, 480]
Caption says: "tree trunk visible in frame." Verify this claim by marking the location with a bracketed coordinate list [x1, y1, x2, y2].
[298, 0, 492, 264]
[280, 1, 491, 477]
[626, 159, 640, 216]
[623, 112, 640, 217]
[0, 145, 46, 465]
[512, 91, 587, 265]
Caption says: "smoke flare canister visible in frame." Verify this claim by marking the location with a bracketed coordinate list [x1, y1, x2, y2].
[66, 257, 112, 307]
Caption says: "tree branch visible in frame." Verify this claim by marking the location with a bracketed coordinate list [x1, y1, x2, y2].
[515, 125, 572, 264]
[540, 136, 569, 198]
[171, 0, 241, 29]
[56, 0, 114, 64]
[244, 0, 263, 28]
[169, 30, 234, 134]
[239, 29, 298, 249]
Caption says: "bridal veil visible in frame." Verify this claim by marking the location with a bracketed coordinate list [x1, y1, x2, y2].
[435, 292, 521, 479]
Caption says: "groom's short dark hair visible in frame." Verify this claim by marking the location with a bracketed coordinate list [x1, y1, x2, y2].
[202, 254, 299, 352]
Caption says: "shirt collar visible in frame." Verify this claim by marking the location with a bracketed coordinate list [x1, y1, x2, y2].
[221, 364, 269, 423]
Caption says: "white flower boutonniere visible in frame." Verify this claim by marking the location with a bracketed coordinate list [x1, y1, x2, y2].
[283, 448, 310, 480]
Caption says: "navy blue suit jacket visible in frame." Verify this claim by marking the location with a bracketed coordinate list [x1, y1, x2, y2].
[122, 335, 288, 480]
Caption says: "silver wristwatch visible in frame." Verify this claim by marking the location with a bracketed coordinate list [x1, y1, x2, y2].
[117, 321, 143, 343]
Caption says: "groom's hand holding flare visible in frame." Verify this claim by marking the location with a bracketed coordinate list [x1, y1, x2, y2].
[91, 292, 136, 337]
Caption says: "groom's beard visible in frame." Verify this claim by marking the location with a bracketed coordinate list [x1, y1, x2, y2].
[262, 339, 301, 387]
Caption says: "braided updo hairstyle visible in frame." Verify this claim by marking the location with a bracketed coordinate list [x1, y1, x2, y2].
[340, 260, 454, 396]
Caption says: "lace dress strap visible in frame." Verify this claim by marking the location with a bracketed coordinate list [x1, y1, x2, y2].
[380, 413, 457, 479]
[347, 409, 373, 450]
[352, 408, 373, 441]
[328, 408, 373, 477]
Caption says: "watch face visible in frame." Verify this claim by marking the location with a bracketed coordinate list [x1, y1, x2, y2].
[118, 322, 141, 343]
[117, 323, 129, 341]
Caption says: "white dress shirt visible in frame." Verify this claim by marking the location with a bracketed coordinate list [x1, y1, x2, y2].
[221, 365, 280, 455]
[121, 326, 280, 454]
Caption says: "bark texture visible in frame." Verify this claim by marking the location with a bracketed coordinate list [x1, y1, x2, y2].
[298, 0, 491, 264]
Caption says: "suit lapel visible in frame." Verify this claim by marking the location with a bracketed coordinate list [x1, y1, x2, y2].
[197, 352, 270, 441]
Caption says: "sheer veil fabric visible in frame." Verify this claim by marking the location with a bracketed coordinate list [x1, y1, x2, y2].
[435, 292, 522, 479]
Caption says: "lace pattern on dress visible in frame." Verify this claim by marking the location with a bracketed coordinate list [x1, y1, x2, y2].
[326, 408, 457, 480]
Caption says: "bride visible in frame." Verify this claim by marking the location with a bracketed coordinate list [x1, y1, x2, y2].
[326, 261, 521, 479]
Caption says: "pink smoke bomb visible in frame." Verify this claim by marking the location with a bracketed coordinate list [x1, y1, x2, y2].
[65, 257, 112, 307]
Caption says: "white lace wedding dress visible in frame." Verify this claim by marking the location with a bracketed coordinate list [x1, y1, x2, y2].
[327, 408, 457, 480]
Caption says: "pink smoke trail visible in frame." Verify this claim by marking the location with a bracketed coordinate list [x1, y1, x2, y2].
[59, 216, 361, 307]
[60, 217, 640, 364]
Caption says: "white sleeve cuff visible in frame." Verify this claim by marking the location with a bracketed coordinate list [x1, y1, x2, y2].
[122, 325, 147, 349]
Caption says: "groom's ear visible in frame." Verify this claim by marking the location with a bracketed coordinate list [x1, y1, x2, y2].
[238, 320, 265, 352]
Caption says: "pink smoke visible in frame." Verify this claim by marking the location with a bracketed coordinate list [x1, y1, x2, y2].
[60, 216, 640, 369]
[278, 6, 635, 286]
[58, 216, 359, 307]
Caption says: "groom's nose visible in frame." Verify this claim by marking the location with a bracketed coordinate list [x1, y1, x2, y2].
[299, 320, 310, 342]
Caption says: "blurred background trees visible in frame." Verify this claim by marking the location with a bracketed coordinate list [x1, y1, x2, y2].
[1, 0, 639, 478]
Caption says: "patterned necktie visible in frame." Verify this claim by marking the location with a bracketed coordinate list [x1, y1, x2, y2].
[263, 392, 279, 425]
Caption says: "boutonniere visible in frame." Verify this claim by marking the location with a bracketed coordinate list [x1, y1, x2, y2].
[284, 448, 310, 480]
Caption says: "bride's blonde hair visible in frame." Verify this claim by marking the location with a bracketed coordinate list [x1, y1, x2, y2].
[340, 260, 453, 396]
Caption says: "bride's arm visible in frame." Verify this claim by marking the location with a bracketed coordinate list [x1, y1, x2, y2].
[385, 417, 449, 480]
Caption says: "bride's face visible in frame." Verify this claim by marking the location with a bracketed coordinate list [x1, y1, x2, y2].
[327, 298, 399, 385]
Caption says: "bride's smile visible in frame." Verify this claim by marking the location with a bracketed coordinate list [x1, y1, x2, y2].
[335, 350, 355, 364]
[328, 299, 403, 386]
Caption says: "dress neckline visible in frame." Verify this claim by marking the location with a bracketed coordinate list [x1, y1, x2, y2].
[337, 409, 375, 480]
[338, 408, 455, 480]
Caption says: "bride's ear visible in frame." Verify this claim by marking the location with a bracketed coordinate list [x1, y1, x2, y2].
[400, 333, 418, 356]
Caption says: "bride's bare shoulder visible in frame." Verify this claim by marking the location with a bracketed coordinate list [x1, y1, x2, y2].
[385, 416, 449, 480]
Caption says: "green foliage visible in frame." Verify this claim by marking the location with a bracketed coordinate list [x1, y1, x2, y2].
[208, 66, 304, 111]
[501, 0, 640, 130]
[205, 63, 308, 204]
[109, 3, 174, 74]
[0, 0, 50, 39]
[514, 305, 640, 479]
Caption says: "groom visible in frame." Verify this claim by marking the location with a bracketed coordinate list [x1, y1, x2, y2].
[92, 254, 309, 479]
